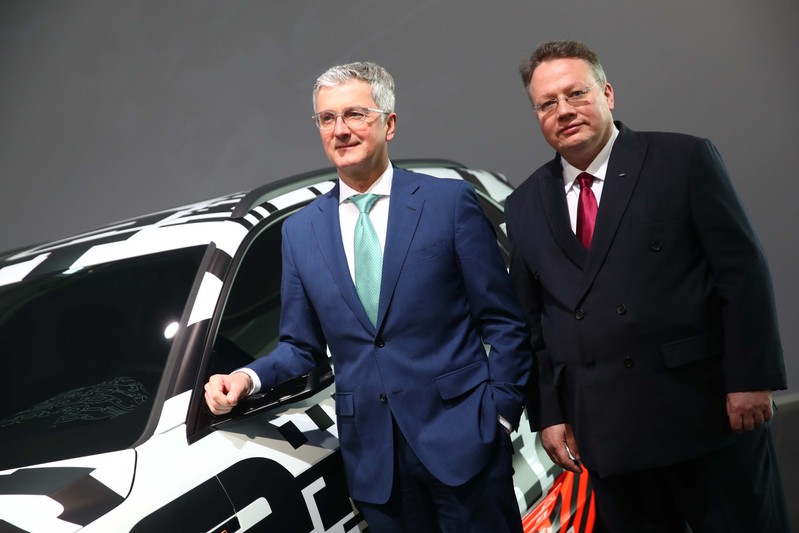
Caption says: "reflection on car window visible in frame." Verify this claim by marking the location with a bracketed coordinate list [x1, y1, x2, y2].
[0, 246, 205, 470]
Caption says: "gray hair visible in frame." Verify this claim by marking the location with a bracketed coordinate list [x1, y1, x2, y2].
[519, 40, 607, 95]
[313, 61, 395, 119]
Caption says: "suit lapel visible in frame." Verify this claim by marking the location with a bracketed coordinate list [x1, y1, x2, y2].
[378, 168, 423, 329]
[579, 123, 647, 299]
[538, 157, 589, 269]
[310, 182, 375, 331]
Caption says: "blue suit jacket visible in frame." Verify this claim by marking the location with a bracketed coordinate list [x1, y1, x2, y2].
[249, 167, 531, 504]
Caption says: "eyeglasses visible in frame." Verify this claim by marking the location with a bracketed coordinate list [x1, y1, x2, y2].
[312, 106, 389, 130]
[533, 80, 602, 116]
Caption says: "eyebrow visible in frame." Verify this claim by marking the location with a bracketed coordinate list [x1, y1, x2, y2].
[537, 82, 591, 98]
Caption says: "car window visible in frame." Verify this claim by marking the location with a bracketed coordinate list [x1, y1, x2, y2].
[211, 219, 284, 373]
[0, 246, 205, 471]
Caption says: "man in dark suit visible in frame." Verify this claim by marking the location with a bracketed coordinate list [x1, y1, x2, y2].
[204, 61, 531, 531]
[505, 40, 789, 531]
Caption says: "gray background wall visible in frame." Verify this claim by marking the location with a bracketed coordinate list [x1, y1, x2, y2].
[1, 1, 797, 396]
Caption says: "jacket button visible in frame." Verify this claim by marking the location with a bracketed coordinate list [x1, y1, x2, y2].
[649, 239, 662, 252]
[375, 339, 385, 348]
[585, 360, 595, 368]
[623, 356, 634, 368]
[575, 309, 585, 320]
[533, 271, 541, 281]
[616, 304, 627, 315]
[379, 393, 387, 403]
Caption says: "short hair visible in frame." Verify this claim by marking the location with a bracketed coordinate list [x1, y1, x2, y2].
[312, 61, 395, 120]
[519, 40, 607, 93]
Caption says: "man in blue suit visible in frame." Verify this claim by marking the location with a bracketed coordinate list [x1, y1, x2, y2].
[204, 61, 531, 531]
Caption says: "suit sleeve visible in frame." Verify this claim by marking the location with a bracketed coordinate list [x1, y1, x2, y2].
[505, 194, 565, 431]
[452, 183, 532, 429]
[689, 139, 786, 391]
[247, 220, 325, 388]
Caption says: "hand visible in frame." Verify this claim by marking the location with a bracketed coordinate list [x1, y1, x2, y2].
[540, 423, 582, 473]
[204, 372, 252, 415]
[726, 390, 773, 433]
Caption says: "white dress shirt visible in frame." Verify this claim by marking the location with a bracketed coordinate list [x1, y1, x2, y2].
[562, 125, 619, 233]
[338, 165, 393, 282]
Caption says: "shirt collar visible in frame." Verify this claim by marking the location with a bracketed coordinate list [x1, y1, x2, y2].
[339, 163, 394, 204]
[563, 124, 619, 191]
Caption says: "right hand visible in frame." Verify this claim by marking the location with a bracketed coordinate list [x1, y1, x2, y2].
[540, 423, 583, 474]
[204, 372, 252, 415]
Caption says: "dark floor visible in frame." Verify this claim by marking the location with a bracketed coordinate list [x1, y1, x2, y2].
[773, 392, 798, 532]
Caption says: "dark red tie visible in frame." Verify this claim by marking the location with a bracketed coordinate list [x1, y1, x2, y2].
[576, 172, 598, 249]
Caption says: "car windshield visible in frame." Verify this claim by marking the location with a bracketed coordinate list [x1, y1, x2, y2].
[0, 246, 205, 471]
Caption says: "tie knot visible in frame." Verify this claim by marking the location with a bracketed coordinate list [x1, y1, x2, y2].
[577, 172, 595, 190]
[350, 193, 380, 214]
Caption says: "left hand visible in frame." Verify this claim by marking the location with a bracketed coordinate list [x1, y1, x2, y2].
[540, 423, 582, 474]
[726, 390, 773, 432]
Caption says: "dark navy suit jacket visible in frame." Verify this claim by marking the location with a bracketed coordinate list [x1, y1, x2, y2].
[249, 167, 531, 504]
[505, 122, 786, 477]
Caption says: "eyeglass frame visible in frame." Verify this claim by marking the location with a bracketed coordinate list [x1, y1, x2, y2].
[532, 80, 603, 116]
[312, 106, 390, 130]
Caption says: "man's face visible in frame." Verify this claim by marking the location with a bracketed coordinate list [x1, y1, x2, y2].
[529, 58, 615, 170]
[315, 80, 396, 188]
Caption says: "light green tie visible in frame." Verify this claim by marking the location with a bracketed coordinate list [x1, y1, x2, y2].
[350, 193, 382, 327]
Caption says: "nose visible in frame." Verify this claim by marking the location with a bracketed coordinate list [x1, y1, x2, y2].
[333, 115, 351, 135]
[556, 99, 577, 118]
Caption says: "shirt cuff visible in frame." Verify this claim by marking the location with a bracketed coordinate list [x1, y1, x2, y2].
[498, 414, 514, 433]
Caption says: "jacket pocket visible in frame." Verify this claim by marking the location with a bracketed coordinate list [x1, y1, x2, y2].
[405, 239, 452, 266]
[661, 331, 723, 368]
[334, 392, 355, 416]
[435, 360, 489, 400]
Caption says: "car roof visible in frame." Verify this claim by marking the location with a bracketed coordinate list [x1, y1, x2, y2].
[0, 159, 511, 287]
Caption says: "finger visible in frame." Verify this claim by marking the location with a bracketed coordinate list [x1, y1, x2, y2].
[565, 436, 582, 466]
[208, 398, 232, 415]
[226, 391, 240, 407]
[559, 451, 582, 473]
[204, 392, 222, 414]
[204, 379, 227, 401]
[742, 412, 756, 431]
[204, 389, 225, 414]
[225, 380, 251, 407]
[564, 445, 583, 473]
[565, 433, 580, 458]
[729, 413, 743, 433]
[544, 448, 571, 472]
[544, 442, 580, 473]
[204, 382, 234, 415]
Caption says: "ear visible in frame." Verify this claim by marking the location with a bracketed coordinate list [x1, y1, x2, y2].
[384, 113, 397, 141]
[603, 82, 615, 111]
